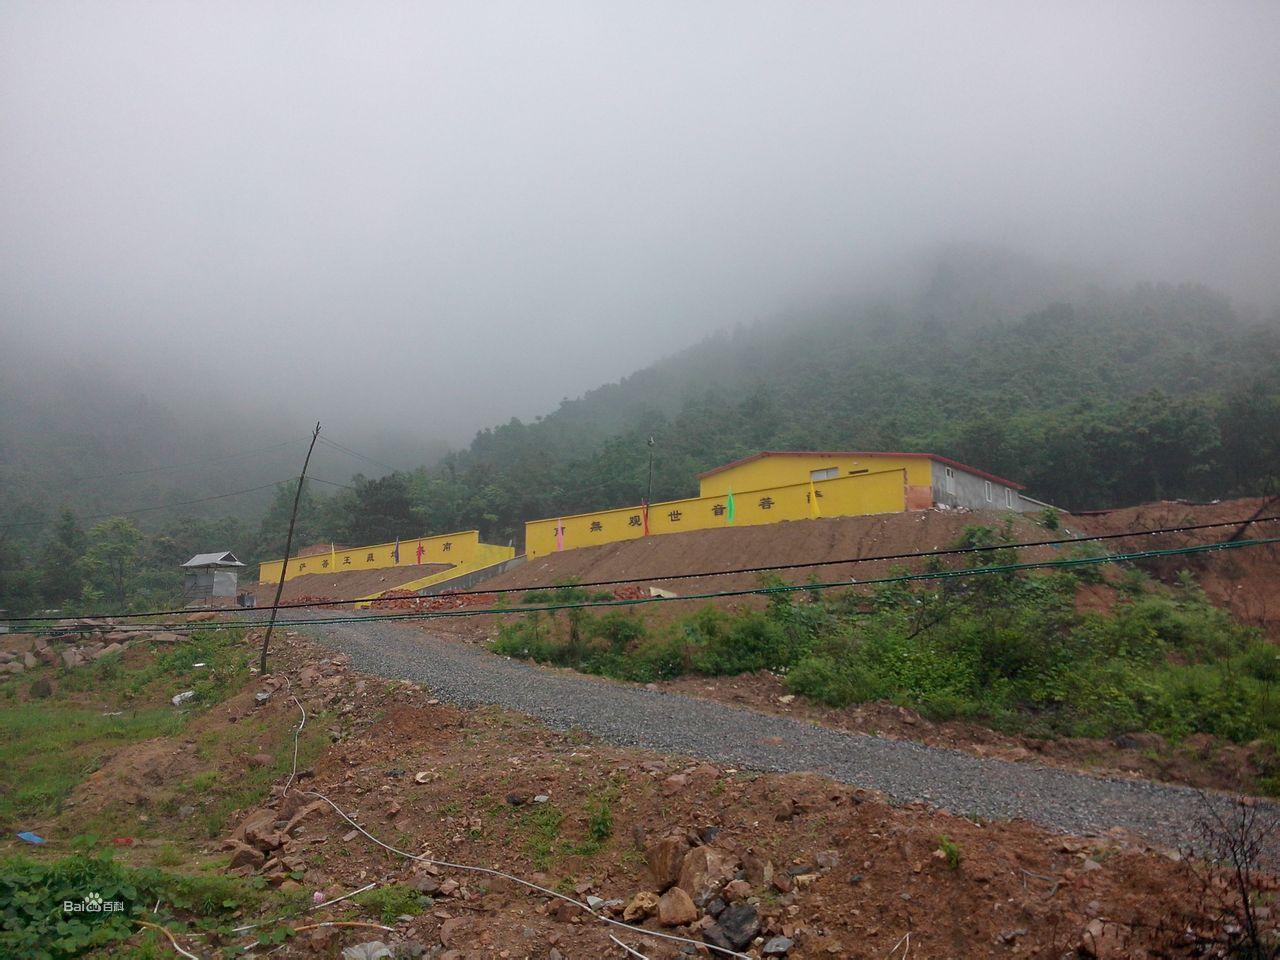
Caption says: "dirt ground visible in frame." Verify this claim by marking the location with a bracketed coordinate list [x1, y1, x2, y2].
[408, 498, 1280, 795]
[1071, 497, 1280, 639]
[253, 564, 453, 603]
[14, 625, 1277, 959]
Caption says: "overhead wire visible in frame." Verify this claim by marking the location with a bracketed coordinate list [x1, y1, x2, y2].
[6, 513, 1274, 623]
[0, 480, 291, 531]
[18, 534, 1278, 634]
[316, 435, 401, 473]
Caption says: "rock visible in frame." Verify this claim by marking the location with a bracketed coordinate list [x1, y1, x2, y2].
[297, 666, 321, 687]
[98, 642, 124, 659]
[411, 873, 440, 894]
[1078, 918, 1124, 958]
[585, 895, 604, 910]
[662, 773, 689, 795]
[61, 648, 83, 669]
[722, 879, 751, 901]
[622, 891, 659, 922]
[151, 632, 186, 644]
[283, 799, 329, 834]
[763, 935, 794, 955]
[228, 841, 266, 870]
[250, 753, 274, 768]
[704, 903, 760, 952]
[342, 942, 392, 960]
[552, 900, 583, 923]
[705, 897, 727, 917]
[186, 611, 218, 622]
[392, 942, 427, 959]
[815, 849, 840, 869]
[657, 887, 697, 926]
[0, 661, 23, 674]
[171, 690, 195, 706]
[438, 917, 466, 946]
[678, 845, 739, 907]
[645, 836, 690, 891]
[744, 854, 774, 887]
[23, 652, 37, 669]
[1082, 858, 1102, 873]
[532, 794, 549, 803]
[505, 792, 529, 806]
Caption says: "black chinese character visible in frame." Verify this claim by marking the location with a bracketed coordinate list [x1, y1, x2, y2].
[298, 562, 307, 570]
[589, 520, 603, 532]
[668, 510, 682, 522]
[342, 556, 351, 565]
[759, 497, 774, 510]
[321, 559, 330, 568]
[712, 503, 726, 517]
[366, 552, 375, 562]
[628, 515, 642, 527]
[443, 542, 452, 551]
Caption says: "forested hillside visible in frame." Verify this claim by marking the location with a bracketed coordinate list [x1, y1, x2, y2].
[383, 275, 1280, 546]
[5, 256, 1280, 616]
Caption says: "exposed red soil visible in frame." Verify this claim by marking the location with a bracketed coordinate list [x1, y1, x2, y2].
[1071, 497, 1280, 639]
[253, 564, 452, 603]
[29, 628, 1273, 959]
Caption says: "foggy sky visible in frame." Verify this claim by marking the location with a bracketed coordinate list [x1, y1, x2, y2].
[3, 2, 1279, 445]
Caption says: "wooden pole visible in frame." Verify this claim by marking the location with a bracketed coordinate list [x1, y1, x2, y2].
[258, 422, 321, 674]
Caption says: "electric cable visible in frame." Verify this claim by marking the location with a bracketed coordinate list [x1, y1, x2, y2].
[5, 512, 1274, 623]
[20, 534, 1278, 634]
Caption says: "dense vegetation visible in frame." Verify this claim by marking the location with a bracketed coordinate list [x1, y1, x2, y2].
[4, 257, 1279, 617]
[263, 278, 1280, 551]
[491, 528, 1280, 787]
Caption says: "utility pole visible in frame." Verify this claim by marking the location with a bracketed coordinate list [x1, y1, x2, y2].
[646, 435, 655, 508]
[258, 422, 321, 674]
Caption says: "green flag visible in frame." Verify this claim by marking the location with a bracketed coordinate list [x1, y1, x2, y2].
[726, 488, 735, 525]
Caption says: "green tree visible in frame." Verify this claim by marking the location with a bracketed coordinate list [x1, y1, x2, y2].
[36, 509, 87, 605]
[83, 517, 144, 608]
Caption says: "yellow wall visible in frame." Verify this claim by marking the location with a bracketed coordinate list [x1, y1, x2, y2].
[525, 469, 907, 558]
[354, 542, 517, 605]
[258, 529, 486, 584]
[698, 453, 933, 498]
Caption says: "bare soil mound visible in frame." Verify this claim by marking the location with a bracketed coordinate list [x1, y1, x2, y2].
[253, 564, 451, 603]
[484, 508, 1067, 597]
[1073, 496, 1280, 638]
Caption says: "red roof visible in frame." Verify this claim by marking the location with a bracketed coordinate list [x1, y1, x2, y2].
[696, 450, 1024, 491]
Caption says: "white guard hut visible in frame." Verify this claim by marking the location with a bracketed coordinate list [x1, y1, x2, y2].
[182, 551, 246, 599]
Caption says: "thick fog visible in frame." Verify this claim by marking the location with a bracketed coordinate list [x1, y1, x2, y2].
[3, 1, 1279, 443]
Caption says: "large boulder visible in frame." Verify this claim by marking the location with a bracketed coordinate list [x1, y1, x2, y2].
[705, 903, 760, 952]
[677, 845, 739, 907]
[657, 887, 697, 927]
[645, 836, 690, 891]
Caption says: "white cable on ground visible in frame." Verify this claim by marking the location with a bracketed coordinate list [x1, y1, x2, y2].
[610, 933, 652, 958]
[278, 688, 750, 959]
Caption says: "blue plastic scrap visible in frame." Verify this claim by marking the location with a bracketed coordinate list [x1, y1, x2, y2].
[17, 831, 46, 844]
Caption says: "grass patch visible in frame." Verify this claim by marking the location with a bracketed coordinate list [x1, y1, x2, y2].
[352, 883, 430, 924]
[490, 529, 1280, 789]
[0, 851, 262, 960]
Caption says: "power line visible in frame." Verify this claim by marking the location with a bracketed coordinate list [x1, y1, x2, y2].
[316, 436, 401, 473]
[22, 534, 1278, 634]
[0, 480, 290, 530]
[60, 437, 305, 485]
[5, 513, 1276, 623]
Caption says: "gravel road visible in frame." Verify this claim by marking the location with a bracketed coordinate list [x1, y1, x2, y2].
[292, 614, 1276, 853]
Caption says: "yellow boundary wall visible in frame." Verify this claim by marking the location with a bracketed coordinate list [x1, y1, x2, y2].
[525, 468, 907, 559]
[258, 529, 511, 584]
[354, 542, 517, 606]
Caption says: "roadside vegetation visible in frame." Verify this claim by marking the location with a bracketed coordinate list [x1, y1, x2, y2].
[492, 525, 1280, 787]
